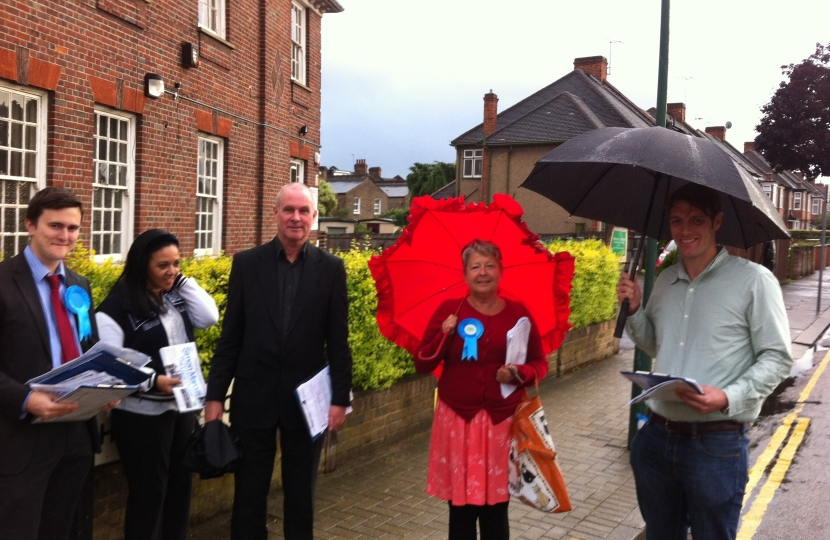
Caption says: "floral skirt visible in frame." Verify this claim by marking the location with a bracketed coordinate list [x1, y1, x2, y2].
[426, 399, 513, 506]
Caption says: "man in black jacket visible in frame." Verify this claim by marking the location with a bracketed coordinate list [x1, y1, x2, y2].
[0, 187, 105, 540]
[205, 182, 353, 540]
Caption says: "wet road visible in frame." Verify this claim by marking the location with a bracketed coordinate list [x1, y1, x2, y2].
[739, 339, 830, 539]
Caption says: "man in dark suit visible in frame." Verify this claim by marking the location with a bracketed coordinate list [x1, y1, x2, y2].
[0, 186, 108, 540]
[205, 182, 353, 540]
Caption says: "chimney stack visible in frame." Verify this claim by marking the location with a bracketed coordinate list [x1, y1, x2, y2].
[744, 141, 756, 153]
[667, 103, 686, 123]
[354, 159, 368, 176]
[483, 91, 499, 135]
[574, 56, 608, 83]
[705, 126, 726, 142]
[369, 166, 382, 180]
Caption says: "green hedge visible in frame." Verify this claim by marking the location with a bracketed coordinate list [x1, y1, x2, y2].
[66, 238, 618, 391]
[66, 246, 412, 390]
[545, 238, 619, 329]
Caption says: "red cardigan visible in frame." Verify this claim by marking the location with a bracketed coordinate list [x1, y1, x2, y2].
[414, 297, 548, 424]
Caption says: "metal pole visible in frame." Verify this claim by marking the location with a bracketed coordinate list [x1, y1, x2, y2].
[818, 183, 828, 312]
[629, 0, 670, 447]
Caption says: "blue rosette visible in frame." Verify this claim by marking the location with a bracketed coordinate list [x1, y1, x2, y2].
[458, 318, 484, 361]
[65, 285, 93, 341]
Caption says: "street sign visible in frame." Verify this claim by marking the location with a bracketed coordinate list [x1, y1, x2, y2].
[611, 227, 628, 262]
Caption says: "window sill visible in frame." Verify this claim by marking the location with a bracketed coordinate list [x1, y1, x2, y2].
[193, 249, 217, 258]
[291, 80, 313, 93]
[198, 26, 236, 50]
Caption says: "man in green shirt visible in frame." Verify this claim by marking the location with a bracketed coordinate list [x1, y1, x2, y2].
[617, 183, 792, 540]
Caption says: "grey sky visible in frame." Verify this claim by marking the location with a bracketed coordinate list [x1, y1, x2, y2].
[320, 0, 829, 180]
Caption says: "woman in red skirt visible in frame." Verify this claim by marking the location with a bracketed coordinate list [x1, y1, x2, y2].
[415, 239, 548, 540]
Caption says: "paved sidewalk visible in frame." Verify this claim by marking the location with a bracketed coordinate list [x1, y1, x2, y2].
[189, 352, 643, 540]
[188, 271, 830, 540]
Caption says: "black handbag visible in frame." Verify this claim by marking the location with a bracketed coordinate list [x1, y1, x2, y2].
[183, 420, 241, 479]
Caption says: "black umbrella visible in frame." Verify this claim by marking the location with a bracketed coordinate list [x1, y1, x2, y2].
[520, 126, 790, 335]
[183, 419, 241, 479]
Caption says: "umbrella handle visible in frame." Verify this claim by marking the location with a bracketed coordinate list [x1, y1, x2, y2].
[416, 297, 467, 362]
[614, 300, 630, 339]
[614, 230, 646, 339]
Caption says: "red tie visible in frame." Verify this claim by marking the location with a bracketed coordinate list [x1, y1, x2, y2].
[46, 274, 81, 364]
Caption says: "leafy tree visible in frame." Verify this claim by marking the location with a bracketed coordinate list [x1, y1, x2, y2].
[353, 222, 371, 235]
[381, 207, 409, 227]
[317, 179, 338, 217]
[756, 42, 830, 181]
[406, 161, 456, 198]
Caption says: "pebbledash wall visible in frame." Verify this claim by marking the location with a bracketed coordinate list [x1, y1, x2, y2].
[0, 0, 343, 260]
[91, 319, 619, 537]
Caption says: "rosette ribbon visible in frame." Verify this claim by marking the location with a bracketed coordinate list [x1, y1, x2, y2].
[65, 285, 93, 341]
[458, 318, 484, 361]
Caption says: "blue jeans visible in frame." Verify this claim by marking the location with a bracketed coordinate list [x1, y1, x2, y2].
[630, 421, 749, 540]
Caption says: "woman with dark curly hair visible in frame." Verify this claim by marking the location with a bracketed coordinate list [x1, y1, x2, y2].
[96, 229, 218, 540]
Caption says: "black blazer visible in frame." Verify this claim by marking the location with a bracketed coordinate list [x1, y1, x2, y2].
[206, 238, 353, 430]
[0, 253, 100, 474]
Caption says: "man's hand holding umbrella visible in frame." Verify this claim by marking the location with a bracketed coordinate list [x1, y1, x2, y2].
[616, 273, 642, 316]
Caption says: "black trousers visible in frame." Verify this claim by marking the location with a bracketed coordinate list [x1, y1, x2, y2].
[448, 501, 510, 540]
[111, 409, 197, 540]
[0, 422, 92, 540]
[231, 424, 325, 540]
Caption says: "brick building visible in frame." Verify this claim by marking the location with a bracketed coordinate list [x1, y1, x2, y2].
[323, 158, 409, 219]
[0, 0, 343, 260]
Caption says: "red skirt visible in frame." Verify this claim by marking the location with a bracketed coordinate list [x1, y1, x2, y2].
[426, 399, 513, 506]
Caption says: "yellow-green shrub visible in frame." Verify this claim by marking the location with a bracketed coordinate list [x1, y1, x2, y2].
[334, 247, 414, 390]
[546, 238, 619, 329]
[67, 246, 412, 390]
[65, 247, 122, 306]
[180, 255, 233, 376]
[67, 238, 616, 390]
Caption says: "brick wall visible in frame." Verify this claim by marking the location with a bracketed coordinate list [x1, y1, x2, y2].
[552, 319, 620, 375]
[1, 0, 332, 256]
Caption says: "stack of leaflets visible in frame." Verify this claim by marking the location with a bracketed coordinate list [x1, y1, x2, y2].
[160, 342, 207, 413]
[27, 342, 151, 423]
[621, 370, 704, 405]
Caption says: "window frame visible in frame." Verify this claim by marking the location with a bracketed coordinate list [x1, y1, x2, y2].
[198, 0, 227, 39]
[290, 159, 304, 183]
[462, 149, 483, 178]
[814, 197, 821, 216]
[195, 135, 224, 257]
[373, 198, 381, 215]
[0, 82, 47, 259]
[92, 108, 135, 262]
[291, 2, 307, 85]
[794, 191, 802, 211]
[353, 196, 360, 215]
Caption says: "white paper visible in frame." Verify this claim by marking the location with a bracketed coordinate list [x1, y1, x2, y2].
[621, 371, 704, 405]
[31, 385, 138, 423]
[26, 343, 151, 422]
[295, 366, 333, 440]
[501, 317, 531, 398]
[159, 342, 206, 413]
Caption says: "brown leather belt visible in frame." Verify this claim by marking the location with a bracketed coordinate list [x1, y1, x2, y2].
[647, 410, 746, 434]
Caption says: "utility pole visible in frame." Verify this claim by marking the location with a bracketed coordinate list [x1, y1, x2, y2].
[628, 0, 670, 447]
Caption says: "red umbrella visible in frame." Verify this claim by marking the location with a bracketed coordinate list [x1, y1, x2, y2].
[369, 194, 574, 356]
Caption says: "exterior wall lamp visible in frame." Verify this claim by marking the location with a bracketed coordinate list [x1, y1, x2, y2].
[144, 73, 165, 98]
